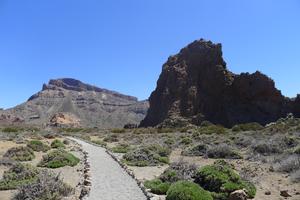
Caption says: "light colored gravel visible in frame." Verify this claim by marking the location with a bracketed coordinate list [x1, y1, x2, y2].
[71, 138, 147, 200]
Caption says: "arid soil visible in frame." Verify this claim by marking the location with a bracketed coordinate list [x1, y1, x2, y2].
[0, 137, 84, 200]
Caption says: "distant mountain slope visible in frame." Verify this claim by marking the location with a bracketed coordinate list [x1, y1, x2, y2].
[0, 78, 149, 128]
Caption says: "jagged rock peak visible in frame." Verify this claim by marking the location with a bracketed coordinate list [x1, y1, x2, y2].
[40, 78, 138, 101]
[140, 39, 299, 128]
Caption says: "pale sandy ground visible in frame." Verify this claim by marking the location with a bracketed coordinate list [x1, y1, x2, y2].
[70, 138, 147, 200]
[0, 138, 84, 200]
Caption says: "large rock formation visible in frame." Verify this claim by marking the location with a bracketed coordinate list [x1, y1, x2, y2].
[1, 78, 149, 128]
[140, 39, 299, 128]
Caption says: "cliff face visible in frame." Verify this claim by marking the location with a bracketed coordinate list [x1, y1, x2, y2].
[140, 39, 299, 127]
[2, 78, 149, 128]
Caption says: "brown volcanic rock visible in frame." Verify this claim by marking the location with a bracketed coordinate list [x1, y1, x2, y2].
[2, 78, 149, 128]
[140, 39, 299, 127]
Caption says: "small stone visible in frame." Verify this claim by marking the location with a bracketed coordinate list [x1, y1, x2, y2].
[280, 190, 292, 197]
[265, 191, 271, 195]
[229, 190, 248, 200]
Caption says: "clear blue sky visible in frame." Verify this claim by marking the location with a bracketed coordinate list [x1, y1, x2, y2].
[0, 0, 299, 109]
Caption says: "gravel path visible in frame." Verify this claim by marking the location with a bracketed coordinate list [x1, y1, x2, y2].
[70, 138, 147, 200]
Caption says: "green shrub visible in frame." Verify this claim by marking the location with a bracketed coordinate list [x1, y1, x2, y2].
[123, 144, 171, 166]
[51, 139, 65, 149]
[166, 181, 213, 200]
[111, 143, 131, 153]
[111, 128, 126, 133]
[38, 150, 80, 168]
[2, 127, 21, 133]
[294, 146, 300, 154]
[0, 163, 39, 190]
[4, 146, 35, 161]
[27, 140, 50, 152]
[195, 161, 256, 198]
[144, 179, 171, 195]
[92, 140, 107, 147]
[180, 137, 193, 145]
[164, 138, 176, 146]
[232, 122, 263, 132]
[198, 125, 226, 135]
[103, 134, 119, 142]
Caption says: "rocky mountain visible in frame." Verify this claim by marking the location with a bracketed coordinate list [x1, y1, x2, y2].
[140, 39, 300, 128]
[0, 78, 149, 128]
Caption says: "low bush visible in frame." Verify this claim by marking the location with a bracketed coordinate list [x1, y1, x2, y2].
[295, 146, 300, 154]
[144, 179, 171, 195]
[63, 139, 71, 145]
[160, 162, 197, 183]
[252, 141, 282, 155]
[0, 163, 39, 190]
[194, 161, 256, 199]
[27, 140, 50, 152]
[232, 122, 263, 132]
[111, 143, 131, 153]
[182, 144, 208, 157]
[103, 134, 119, 142]
[4, 146, 35, 161]
[111, 128, 126, 134]
[166, 181, 213, 200]
[2, 127, 21, 133]
[123, 144, 171, 166]
[14, 170, 72, 200]
[180, 137, 193, 145]
[92, 140, 107, 147]
[207, 144, 242, 159]
[164, 138, 176, 146]
[38, 149, 80, 168]
[291, 169, 300, 183]
[51, 139, 65, 149]
[274, 154, 300, 173]
[198, 125, 227, 135]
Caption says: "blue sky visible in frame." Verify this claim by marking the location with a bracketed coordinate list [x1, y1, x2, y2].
[0, 0, 299, 109]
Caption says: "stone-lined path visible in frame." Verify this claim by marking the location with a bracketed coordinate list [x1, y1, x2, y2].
[70, 138, 147, 200]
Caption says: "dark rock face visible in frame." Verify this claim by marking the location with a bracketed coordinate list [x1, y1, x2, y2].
[140, 39, 299, 127]
[3, 78, 149, 128]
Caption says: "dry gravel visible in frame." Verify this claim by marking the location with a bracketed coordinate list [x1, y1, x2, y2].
[71, 138, 147, 200]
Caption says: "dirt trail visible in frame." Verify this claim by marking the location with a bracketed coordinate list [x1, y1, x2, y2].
[70, 138, 147, 200]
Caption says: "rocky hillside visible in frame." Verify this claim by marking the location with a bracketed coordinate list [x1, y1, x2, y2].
[0, 78, 149, 128]
[140, 39, 300, 128]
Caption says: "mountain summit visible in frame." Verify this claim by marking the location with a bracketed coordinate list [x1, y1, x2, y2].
[1, 78, 149, 128]
[140, 39, 300, 127]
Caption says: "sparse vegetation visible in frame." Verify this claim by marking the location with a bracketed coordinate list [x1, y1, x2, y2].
[123, 144, 170, 166]
[14, 170, 73, 200]
[232, 122, 263, 132]
[27, 140, 50, 152]
[0, 163, 39, 190]
[166, 181, 213, 200]
[92, 139, 107, 147]
[103, 134, 119, 142]
[111, 128, 126, 133]
[182, 144, 208, 156]
[111, 143, 131, 153]
[207, 144, 242, 159]
[4, 146, 35, 161]
[38, 149, 80, 168]
[51, 139, 65, 149]
[160, 162, 197, 183]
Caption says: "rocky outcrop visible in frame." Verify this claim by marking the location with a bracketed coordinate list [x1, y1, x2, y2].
[140, 39, 299, 128]
[2, 78, 149, 128]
